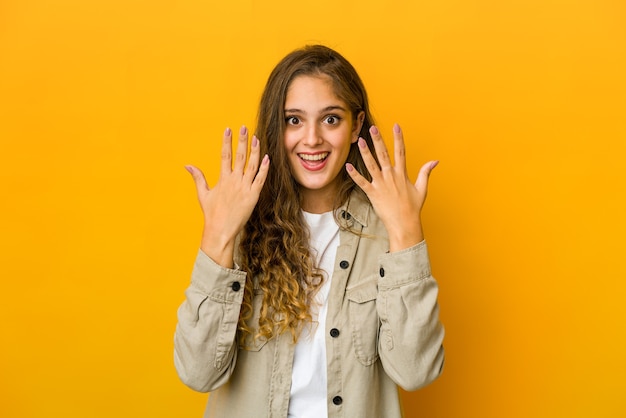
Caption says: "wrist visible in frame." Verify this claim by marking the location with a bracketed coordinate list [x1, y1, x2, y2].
[200, 228, 237, 268]
[386, 221, 424, 253]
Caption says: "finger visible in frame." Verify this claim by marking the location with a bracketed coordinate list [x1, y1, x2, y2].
[369, 125, 392, 170]
[345, 162, 373, 193]
[220, 127, 233, 176]
[357, 138, 381, 178]
[185, 165, 210, 196]
[251, 154, 270, 192]
[243, 135, 261, 183]
[233, 125, 249, 174]
[393, 123, 407, 174]
[415, 160, 439, 195]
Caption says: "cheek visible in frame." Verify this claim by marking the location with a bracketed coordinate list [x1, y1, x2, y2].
[282, 134, 300, 167]
[283, 132, 296, 152]
[333, 128, 355, 151]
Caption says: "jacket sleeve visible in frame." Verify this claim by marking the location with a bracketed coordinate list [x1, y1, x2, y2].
[377, 240, 445, 391]
[174, 249, 246, 392]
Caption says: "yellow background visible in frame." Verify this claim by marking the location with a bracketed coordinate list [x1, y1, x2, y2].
[1, 0, 625, 417]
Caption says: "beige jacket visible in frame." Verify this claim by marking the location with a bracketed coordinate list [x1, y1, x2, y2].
[174, 192, 445, 418]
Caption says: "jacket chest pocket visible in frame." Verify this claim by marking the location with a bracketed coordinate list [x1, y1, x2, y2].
[346, 279, 380, 366]
[241, 289, 269, 352]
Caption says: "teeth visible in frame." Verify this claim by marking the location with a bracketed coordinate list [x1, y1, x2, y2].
[299, 153, 328, 161]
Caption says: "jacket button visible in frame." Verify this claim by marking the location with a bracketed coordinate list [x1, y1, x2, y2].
[339, 260, 349, 269]
[231, 281, 241, 291]
[379, 267, 385, 277]
[332, 396, 343, 405]
[330, 328, 340, 338]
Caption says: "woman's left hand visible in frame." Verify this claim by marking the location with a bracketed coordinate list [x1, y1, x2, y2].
[346, 124, 438, 252]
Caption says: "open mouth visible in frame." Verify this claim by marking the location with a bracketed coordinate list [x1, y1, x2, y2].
[298, 152, 329, 162]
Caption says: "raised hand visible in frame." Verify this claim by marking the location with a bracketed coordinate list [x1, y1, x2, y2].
[185, 126, 270, 268]
[346, 124, 437, 252]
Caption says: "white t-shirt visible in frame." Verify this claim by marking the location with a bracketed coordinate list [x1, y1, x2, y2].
[288, 211, 340, 418]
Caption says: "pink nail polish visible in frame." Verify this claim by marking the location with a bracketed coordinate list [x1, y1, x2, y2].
[225, 127, 231, 136]
[240, 125, 247, 135]
[370, 126, 379, 135]
[393, 123, 401, 133]
[252, 135, 258, 147]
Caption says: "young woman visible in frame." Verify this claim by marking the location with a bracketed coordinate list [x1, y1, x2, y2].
[175, 45, 444, 418]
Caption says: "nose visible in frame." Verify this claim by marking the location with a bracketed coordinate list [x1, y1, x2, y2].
[302, 123, 323, 146]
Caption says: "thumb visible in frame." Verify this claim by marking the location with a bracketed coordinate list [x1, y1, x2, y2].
[415, 160, 438, 195]
[185, 165, 209, 195]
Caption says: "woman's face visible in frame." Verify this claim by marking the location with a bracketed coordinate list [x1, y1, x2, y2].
[283, 74, 364, 213]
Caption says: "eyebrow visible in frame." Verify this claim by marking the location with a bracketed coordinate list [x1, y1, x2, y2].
[284, 105, 348, 114]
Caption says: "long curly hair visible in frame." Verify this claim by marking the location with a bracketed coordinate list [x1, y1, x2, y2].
[238, 45, 379, 344]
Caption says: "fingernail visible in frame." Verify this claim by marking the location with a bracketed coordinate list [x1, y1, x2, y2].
[225, 127, 231, 136]
[240, 125, 247, 135]
[358, 138, 367, 148]
[370, 126, 379, 135]
[431, 160, 440, 169]
[262, 154, 269, 165]
[393, 123, 401, 133]
[184, 165, 194, 174]
[346, 163, 354, 172]
[252, 135, 258, 147]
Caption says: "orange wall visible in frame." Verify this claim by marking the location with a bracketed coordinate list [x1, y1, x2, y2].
[1, 1, 625, 417]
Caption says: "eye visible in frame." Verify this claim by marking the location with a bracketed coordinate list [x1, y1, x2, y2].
[324, 115, 341, 125]
[285, 116, 300, 125]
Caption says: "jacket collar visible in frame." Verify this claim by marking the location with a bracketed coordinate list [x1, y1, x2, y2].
[339, 190, 370, 228]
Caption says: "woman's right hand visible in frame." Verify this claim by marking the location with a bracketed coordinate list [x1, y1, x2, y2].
[185, 126, 270, 268]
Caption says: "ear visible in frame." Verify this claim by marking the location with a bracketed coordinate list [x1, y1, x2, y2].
[352, 111, 366, 143]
